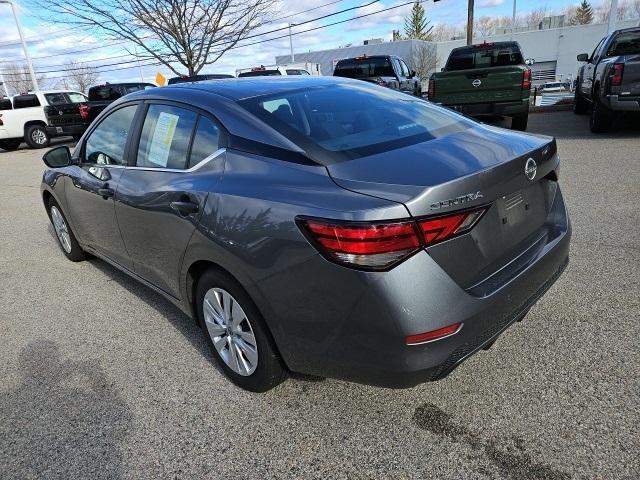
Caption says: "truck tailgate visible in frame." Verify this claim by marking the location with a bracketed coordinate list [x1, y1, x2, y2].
[434, 66, 525, 105]
[44, 103, 83, 127]
[620, 54, 640, 96]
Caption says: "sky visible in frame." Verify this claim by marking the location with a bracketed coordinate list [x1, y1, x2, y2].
[0, 0, 628, 89]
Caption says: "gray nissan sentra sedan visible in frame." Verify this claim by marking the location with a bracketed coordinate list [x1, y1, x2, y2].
[40, 77, 570, 392]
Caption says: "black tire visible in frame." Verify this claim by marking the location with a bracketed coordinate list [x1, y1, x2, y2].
[0, 139, 21, 151]
[573, 82, 588, 115]
[590, 99, 612, 133]
[196, 268, 287, 392]
[25, 124, 50, 149]
[47, 197, 87, 262]
[414, 84, 422, 98]
[511, 112, 529, 131]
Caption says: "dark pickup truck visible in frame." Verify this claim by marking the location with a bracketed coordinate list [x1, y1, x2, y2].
[45, 82, 154, 138]
[333, 55, 422, 96]
[429, 42, 532, 131]
[574, 27, 640, 132]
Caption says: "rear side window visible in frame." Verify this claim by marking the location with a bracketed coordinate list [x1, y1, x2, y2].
[136, 104, 197, 170]
[446, 44, 523, 71]
[607, 31, 640, 56]
[13, 95, 40, 109]
[0, 98, 13, 110]
[334, 58, 395, 78]
[189, 117, 221, 167]
[84, 105, 138, 165]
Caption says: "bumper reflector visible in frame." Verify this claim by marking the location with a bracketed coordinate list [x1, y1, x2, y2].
[406, 322, 463, 345]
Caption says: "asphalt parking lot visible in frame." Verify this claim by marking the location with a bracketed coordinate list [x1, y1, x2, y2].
[1, 111, 639, 480]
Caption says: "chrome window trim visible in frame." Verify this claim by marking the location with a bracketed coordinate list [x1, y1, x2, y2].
[88, 148, 226, 173]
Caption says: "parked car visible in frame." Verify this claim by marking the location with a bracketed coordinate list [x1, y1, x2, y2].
[574, 27, 640, 132]
[333, 54, 421, 96]
[0, 90, 88, 150]
[44, 82, 154, 139]
[40, 77, 570, 392]
[428, 41, 532, 131]
[168, 74, 234, 85]
[539, 82, 567, 93]
[236, 63, 321, 77]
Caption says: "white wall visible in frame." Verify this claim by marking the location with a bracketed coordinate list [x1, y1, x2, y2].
[435, 20, 638, 81]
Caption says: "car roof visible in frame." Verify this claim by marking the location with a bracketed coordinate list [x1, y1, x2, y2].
[163, 76, 358, 101]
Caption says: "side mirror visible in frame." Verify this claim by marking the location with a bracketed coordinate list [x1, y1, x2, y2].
[577, 53, 589, 62]
[42, 146, 71, 168]
[410, 70, 417, 78]
[440, 67, 445, 72]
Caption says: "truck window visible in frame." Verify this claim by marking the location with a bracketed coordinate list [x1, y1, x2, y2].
[13, 94, 41, 109]
[238, 70, 282, 77]
[446, 44, 523, 71]
[44, 93, 69, 106]
[606, 31, 640, 56]
[88, 86, 119, 101]
[0, 98, 12, 110]
[334, 58, 395, 78]
[67, 92, 88, 103]
[286, 69, 310, 75]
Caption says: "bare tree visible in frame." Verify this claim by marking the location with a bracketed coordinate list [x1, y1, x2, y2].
[2, 63, 46, 95]
[34, 0, 277, 76]
[64, 61, 99, 93]
[430, 23, 462, 41]
[474, 16, 495, 38]
[522, 7, 548, 28]
[410, 42, 438, 82]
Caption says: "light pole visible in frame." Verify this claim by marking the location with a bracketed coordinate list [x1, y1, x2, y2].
[288, 23, 296, 63]
[466, 0, 474, 46]
[511, 0, 517, 40]
[0, 0, 39, 92]
[607, 0, 618, 34]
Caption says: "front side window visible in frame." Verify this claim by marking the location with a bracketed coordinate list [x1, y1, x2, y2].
[239, 83, 470, 161]
[189, 117, 221, 167]
[84, 105, 138, 165]
[136, 104, 197, 170]
[399, 59, 411, 77]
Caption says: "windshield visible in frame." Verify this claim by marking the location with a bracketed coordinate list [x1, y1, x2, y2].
[239, 83, 470, 161]
[446, 43, 523, 71]
[334, 58, 395, 78]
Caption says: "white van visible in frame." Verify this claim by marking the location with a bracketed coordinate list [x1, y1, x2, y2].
[236, 62, 322, 77]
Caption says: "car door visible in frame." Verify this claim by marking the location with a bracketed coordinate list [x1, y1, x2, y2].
[581, 37, 606, 97]
[115, 102, 225, 297]
[398, 58, 414, 93]
[63, 103, 140, 269]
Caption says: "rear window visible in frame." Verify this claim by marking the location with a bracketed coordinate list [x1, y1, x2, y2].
[446, 44, 523, 71]
[238, 70, 282, 77]
[286, 69, 310, 75]
[88, 86, 119, 101]
[239, 83, 470, 162]
[334, 58, 395, 78]
[13, 94, 40, 109]
[607, 31, 640, 56]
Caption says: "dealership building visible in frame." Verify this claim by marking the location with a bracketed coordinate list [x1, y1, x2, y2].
[276, 18, 639, 84]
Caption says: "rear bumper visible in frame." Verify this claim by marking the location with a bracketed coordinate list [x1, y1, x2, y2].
[46, 124, 87, 136]
[607, 95, 640, 111]
[443, 98, 529, 117]
[256, 186, 571, 388]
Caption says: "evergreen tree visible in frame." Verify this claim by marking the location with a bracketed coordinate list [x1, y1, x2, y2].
[571, 0, 594, 25]
[404, 1, 434, 41]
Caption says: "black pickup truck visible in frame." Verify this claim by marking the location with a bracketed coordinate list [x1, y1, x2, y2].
[574, 27, 640, 132]
[45, 82, 154, 138]
[333, 55, 422, 96]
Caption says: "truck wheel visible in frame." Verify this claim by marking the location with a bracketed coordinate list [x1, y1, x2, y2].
[511, 113, 528, 131]
[573, 83, 588, 115]
[590, 100, 612, 133]
[25, 125, 50, 149]
[0, 139, 21, 151]
[414, 85, 422, 97]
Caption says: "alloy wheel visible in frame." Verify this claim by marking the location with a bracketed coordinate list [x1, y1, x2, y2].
[203, 288, 258, 376]
[50, 206, 72, 253]
[32, 128, 47, 144]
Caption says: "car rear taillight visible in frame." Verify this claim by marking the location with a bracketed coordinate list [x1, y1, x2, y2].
[522, 69, 532, 90]
[298, 208, 486, 271]
[611, 63, 624, 86]
[428, 79, 435, 98]
[406, 322, 462, 345]
[79, 104, 90, 120]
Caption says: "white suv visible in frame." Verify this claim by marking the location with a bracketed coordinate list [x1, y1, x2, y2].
[0, 90, 87, 151]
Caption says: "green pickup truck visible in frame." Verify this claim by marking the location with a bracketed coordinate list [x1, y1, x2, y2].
[428, 41, 532, 131]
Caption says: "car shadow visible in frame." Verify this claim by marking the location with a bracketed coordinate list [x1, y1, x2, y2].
[0, 340, 133, 479]
[528, 110, 640, 140]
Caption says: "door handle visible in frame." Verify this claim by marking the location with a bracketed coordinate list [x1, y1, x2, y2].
[170, 201, 199, 216]
[98, 186, 115, 198]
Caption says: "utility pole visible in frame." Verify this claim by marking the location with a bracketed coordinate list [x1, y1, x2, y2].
[1, 0, 39, 92]
[0, 73, 9, 97]
[466, 0, 474, 45]
[288, 23, 296, 63]
[133, 44, 144, 82]
[511, 0, 517, 40]
[607, 0, 618, 34]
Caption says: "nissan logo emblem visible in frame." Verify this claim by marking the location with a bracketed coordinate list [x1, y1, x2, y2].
[525, 158, 537, 180]
[472, 79, 482, 88]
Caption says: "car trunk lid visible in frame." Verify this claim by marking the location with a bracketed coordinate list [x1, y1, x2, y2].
[327, 124, 560, 290]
